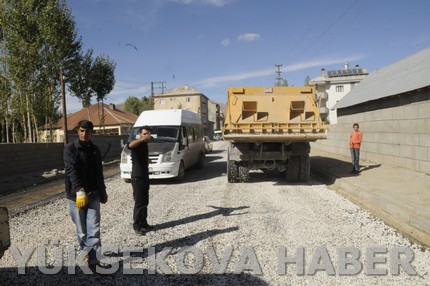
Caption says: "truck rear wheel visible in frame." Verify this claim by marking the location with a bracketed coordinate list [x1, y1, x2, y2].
[238, 165, 250, 182]
[298, 154, 310, 182]
[227, 160, 238, 183]
[286, 156, 299, 182]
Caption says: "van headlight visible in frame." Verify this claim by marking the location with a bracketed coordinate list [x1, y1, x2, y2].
[163, 151, 172, 162]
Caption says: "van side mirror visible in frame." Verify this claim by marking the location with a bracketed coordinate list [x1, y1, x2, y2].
[181, 137, 189, 147]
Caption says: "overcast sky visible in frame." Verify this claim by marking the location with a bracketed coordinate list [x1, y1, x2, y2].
[66, 0, 430, 112]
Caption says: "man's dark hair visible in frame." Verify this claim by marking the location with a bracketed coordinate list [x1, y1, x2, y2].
[353, 123, 359, 128]
[138, 126, 151, 133]
[77, 120, 94, 131]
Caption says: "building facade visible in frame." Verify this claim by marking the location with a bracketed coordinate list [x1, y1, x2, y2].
[153, 84, 211, 135]
[309, 62, 368, 124]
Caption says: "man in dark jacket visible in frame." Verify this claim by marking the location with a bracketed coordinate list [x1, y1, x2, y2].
[64, 120, 110, 273]
[127, 126, 153, 235]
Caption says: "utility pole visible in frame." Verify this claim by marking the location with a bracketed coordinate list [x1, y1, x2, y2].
[150, 81, 166, 109]
[60, 67, 68, 145]
[275, 64, 283, 85]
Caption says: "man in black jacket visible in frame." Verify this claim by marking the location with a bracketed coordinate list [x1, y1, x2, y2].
[64, 120, 110, 273]
[127, 126, 153, 235]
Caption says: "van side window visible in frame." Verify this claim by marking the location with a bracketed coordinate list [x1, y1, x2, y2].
[191, 128, 196, 142]
[186, 126, 193, 142]
[179, 126, 187, 149]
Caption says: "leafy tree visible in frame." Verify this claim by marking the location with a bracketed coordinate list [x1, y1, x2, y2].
[124, 96, 153, 115]
[124, 96, 142, 115]
[90, 55, 116, 132]
[91, 55, 116, 103]
[68, 49, 94, 107]
[0, 7, 11, 142]
[0, 0, 116, 141]
[274, 79, 289, 87]
[304, 75, 310, 86]
[0, 0, 81, 142]
[141, 96, 152, 111]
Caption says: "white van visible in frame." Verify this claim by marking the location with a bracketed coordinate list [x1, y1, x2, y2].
[120, 109, 206, 182]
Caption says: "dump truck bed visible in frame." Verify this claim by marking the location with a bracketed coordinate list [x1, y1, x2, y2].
[223, 86, 326, 141]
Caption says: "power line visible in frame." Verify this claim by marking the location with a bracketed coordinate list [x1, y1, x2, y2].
[282, 0, 359, 68]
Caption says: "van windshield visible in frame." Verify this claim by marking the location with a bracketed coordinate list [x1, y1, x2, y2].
[129, 126, 179, 142]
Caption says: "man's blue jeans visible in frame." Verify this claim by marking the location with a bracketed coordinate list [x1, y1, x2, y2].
[350, 148, 360, 172]
[69, 197, 101, 264]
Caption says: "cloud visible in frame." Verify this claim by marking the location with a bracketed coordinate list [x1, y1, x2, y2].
[194, 55, 364, 87]
[238, 33, 260, 42]
[221, 38, 230, 46]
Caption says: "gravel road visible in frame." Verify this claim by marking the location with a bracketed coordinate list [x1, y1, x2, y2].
[1, 141, 429, 285]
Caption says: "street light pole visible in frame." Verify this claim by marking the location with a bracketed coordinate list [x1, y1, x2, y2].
[60, 67, 68, 145]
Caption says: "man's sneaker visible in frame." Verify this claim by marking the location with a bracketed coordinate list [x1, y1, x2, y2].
[141, 223, 155, 231]
[134, 228, 146, 236]
[88, 261, 112, 274]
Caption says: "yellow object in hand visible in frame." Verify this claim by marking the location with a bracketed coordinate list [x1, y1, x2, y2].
[76, 189, 88, 208]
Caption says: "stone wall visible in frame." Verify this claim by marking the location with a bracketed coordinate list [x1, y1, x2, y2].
[312, 87, 430, 175]
[0, 135, 127, 177]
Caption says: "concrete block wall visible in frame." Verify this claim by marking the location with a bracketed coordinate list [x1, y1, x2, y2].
[312, 91, 430, 175]
[0, 135, 127, 178]
[0, 143, 64, 177]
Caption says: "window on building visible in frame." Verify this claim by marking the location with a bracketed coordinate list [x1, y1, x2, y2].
[186, 97, 192, 103]
[160, 99, 165, 105]
[336, 85, 344, 92]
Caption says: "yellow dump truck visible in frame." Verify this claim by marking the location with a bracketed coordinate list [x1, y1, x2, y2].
[223, 86, 326, 183]
[0, 207, 10, 259]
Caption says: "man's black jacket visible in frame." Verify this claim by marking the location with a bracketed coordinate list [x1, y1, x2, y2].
[64, 139, 107, 200]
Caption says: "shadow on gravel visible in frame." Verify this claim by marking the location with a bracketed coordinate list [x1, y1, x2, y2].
[150, 159, 226, 185]
[204, 155, 224, 164]
[105, 206, 248, 260]
[151, 205, 249, 232]
[0, 267, 268, 285]
[310, 156, 382, 185]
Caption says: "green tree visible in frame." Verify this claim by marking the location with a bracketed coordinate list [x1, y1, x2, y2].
[0, 8, 11, 142]
[141, 96, 152, 111]
[90, 55, 116, 132]
[304, 75, 310, 86]
[124, 96, 142, 115]
[0, 0, 81, 142]
[37, 0, 81, 142]
[274, 79, 289, 87]
[125, 96, 152, 115]
[68, 49, 95, 108]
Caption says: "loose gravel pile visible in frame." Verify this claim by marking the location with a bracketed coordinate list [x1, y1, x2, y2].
[1, 141, 429, 285]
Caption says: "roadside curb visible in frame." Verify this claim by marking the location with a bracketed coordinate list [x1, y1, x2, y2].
[311, 165, 430, 248]
[1, 163, 120, 216]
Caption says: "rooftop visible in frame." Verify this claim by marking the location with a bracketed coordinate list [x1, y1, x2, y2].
[55, 103, 138, 131]
[335, 46, 430, 109]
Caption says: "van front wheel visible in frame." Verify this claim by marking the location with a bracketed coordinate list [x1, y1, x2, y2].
[176, 161, 185, 182]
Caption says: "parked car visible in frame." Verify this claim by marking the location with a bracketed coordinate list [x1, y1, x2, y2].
[213, 130, 222, 141]
[203, 136, 213, 153]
